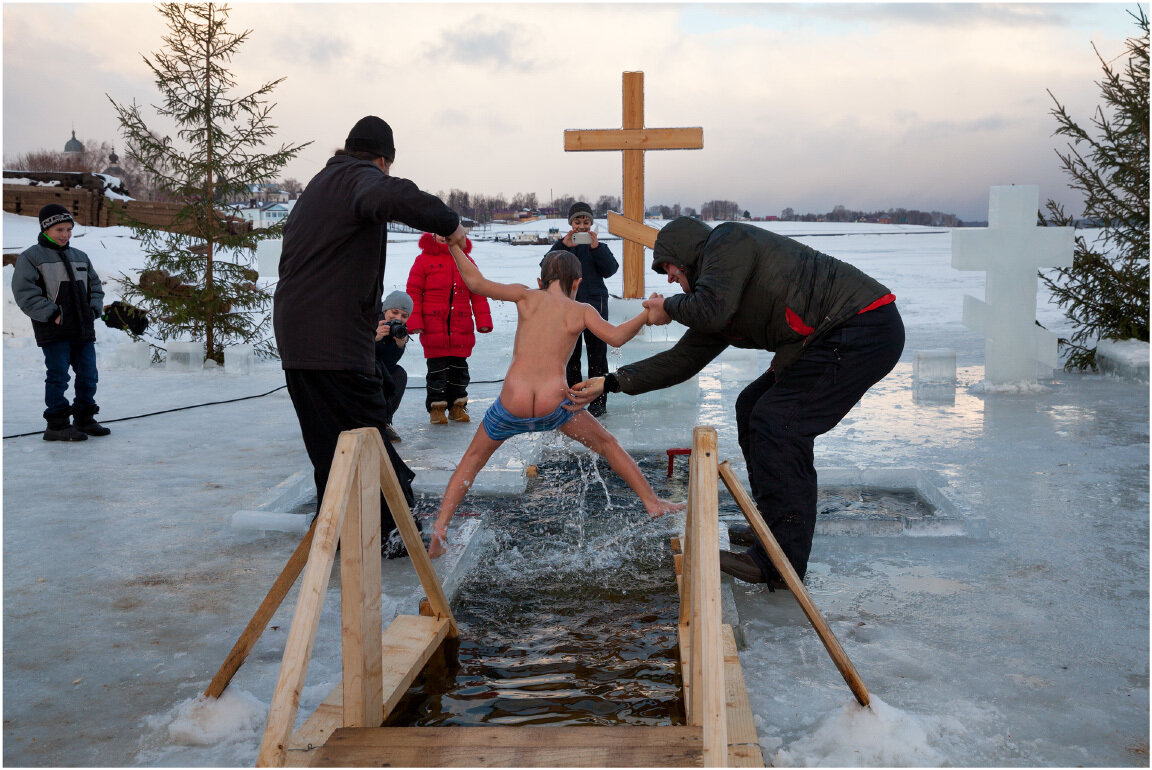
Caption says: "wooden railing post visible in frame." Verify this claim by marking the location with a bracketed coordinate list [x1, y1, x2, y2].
[339, 429, 384, 727]
[688, 426, 727, 766]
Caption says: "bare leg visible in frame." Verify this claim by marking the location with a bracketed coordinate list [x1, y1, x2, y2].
[560, 411, 684, 517]
[429, 424, 504, 557]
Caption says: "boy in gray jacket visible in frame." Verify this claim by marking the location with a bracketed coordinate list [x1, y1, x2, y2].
[12, 204, 110, 441]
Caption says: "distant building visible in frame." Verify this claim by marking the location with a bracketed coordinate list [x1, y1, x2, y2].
[229, 200, 294, 229]
[101, 147, 127, 180]
[64, 130, 84, 158]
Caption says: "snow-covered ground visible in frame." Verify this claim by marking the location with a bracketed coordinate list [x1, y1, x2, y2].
[3, 210, 1148, 767]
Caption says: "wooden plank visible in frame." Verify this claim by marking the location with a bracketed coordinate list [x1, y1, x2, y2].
[688, 426, 727, 766]
[313, 725, 705, 767]
[622, 72, 645, 300]
[367, 429, 459, 638]
[607, 210, 660, 250]
[718, 461, 870, 708]
[379, 614, 451, 719]
[284, 614, 451, 766]
[723, 626, 763, 767]
[257, 431, 362, 767]
[204, 521, 316, 699]
[563, 127, 704, 152]
[339, 432, 384, 727]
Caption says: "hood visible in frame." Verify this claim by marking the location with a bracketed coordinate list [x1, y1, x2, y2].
[419, 232, 471, 256]
[651, 216, 711, 289]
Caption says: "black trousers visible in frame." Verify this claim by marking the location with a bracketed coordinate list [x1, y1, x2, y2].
[737, 303, 905, 582]
[284, 369, 418, 543]
[380, 364, 407, 423]
[425, 356, 470, 410]
[566, 295, 609, 413]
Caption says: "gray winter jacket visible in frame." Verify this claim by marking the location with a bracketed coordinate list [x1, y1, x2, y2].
[12, 234, 104, 346]
[615, 217, 892, 394]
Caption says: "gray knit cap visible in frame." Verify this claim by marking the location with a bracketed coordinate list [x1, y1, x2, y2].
[382, 290, 413, 314]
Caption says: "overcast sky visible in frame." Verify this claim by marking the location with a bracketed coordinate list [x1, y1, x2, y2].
[2, 2, 1140, 221]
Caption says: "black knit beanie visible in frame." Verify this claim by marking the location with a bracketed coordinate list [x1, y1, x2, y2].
[38, 204, 74, 231]
[567, 201, 594, 224]
[345, 116, 396, 161]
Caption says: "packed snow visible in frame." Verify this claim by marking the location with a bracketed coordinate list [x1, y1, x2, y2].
[3, 209, 1147, 767]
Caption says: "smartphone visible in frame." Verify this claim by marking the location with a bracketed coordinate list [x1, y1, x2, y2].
[573, 231, 593, 245]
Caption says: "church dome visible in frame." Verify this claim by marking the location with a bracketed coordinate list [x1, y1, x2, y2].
[64, 130, 84, 155]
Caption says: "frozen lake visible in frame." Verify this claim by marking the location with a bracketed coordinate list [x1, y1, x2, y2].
[3, 213, 1147, 766]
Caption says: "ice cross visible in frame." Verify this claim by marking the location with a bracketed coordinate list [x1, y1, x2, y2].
[952, 185, 1074, 385]
[564, 71, 703, 298]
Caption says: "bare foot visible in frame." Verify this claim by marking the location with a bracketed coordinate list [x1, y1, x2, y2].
[646, 497, 686, 518]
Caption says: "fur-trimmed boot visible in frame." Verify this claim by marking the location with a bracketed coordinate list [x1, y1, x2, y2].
[44, 411, 88, 442]
[73, 405, 111, 437]
[429, 401, 449, 425]
[448, 397, 470, 423]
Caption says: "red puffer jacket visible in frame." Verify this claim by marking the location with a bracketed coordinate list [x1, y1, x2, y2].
[406, 233, 493, 359]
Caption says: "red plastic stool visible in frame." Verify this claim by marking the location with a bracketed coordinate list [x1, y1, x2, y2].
[666, 447, 692, 476]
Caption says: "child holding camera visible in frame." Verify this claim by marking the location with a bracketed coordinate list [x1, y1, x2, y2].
[542, 201, 618, 417]
[375, 290, 412, 442]
[406, 233, 492, 424]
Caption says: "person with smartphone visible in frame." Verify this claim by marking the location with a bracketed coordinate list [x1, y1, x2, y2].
[542, 201, 619, 417]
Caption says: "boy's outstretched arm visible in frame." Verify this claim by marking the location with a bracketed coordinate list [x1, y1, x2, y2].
[449, 245, 528, 303]
[584, 305, 649, 348]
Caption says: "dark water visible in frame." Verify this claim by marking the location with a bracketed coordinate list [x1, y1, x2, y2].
[388, 451, 686, 727]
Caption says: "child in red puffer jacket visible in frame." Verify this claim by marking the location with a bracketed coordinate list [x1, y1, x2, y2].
[406, 233, 493, 424]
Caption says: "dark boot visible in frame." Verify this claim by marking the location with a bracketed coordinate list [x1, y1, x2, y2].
[44, 412, 87, 442]
[73, 405, 111, 437]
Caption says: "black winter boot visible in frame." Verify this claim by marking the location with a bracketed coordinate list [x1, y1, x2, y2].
[44, 412, 88, 442]
[73, 406, 111, 437]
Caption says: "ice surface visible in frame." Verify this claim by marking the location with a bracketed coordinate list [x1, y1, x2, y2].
[2, 212, 1146, 767]
[913, 349, 956, 383]
[1096, 338, 1150, 383]
[952, 185, 1074, 386]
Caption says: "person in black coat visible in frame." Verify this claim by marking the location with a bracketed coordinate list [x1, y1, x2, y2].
[273, 115, 467, 556]
[542, 201, 618, 417]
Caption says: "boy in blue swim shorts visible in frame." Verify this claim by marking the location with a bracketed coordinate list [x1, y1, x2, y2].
[427, 248, 684, 558]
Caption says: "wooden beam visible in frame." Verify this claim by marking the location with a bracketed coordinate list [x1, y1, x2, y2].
[257, 430, 363, 767]
[622, 71, 646, 299]
[204, 520, 316, 699]
[722, 626, 763, 767]
[608, 210, 660, 250]
[368, 429, 459, 637]
[564, 127, 704, 152]
[718, 461, 870, 708]
[339, 431, 384, 727]
[313, 725, 705, 767]
[689, 426, 727, 766]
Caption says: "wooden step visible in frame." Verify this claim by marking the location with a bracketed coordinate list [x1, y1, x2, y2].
[284, 614, 450, 767]
[312, 725, 704, 767]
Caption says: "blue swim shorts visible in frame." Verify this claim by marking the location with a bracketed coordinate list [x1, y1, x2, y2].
[481, 396, 579, 441]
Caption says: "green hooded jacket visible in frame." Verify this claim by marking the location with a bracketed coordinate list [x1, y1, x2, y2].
[615, 217, 892, 395]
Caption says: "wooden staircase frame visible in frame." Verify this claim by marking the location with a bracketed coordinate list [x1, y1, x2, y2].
[246, 425, 761, 767]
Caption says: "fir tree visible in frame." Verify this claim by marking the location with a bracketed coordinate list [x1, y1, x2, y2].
[108, 3, 310, 363]
[1042, 7, 1149, 371]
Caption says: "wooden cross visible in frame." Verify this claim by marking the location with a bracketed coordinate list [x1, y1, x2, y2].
[564, 71, 703, 298]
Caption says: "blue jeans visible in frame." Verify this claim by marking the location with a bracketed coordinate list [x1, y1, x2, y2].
[41, 339, 99, 417]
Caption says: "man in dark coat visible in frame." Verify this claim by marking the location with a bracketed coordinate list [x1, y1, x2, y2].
[274, 115, 467, 555]
[566, 217, 904, 587]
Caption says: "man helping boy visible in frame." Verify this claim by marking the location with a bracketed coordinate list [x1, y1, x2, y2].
[427, 249, 683, 558]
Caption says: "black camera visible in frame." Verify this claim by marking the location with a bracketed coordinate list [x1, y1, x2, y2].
[386, 319, 408, 338]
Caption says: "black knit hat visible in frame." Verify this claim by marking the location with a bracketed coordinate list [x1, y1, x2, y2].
[38, 204, 74, 231]
[567, 201, 594, 224]
[345, 116, 395, 161]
